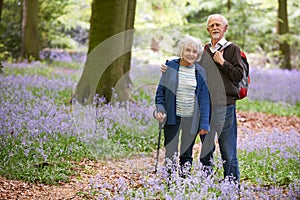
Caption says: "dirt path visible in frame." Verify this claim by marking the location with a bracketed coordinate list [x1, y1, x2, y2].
[1, 111, 299, 200]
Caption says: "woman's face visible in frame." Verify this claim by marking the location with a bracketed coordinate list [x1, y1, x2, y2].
[181, 43, 198, 66]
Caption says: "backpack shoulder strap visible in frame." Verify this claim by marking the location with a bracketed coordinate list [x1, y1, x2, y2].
[218, 41, 232, 52]
[204, 44, 210, 51]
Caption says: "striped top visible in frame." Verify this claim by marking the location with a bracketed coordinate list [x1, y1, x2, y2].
[176, 65, 196, 117]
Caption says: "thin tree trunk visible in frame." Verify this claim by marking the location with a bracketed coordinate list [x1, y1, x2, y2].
[21, 0, 39, 61]
[227, 0, 231, 11]
[114, 0, 136, 102]
[0, 0, 3, 22]
[277, 0, 291, 69]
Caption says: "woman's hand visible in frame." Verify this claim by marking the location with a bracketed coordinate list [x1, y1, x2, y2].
[198, 129, 208, 135]
[155, 112, 166, 123]
[161, 64, 167, 73]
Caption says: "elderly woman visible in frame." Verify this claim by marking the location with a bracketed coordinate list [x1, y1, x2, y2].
[155, 35, 210, 177]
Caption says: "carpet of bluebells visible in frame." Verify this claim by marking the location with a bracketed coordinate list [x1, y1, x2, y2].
[248, 67, 300, 105]
[0, 56, 299, 199]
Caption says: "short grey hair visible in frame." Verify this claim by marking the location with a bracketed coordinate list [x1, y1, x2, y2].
[206, 14, 228, 27]
[177, 35, 202, 62]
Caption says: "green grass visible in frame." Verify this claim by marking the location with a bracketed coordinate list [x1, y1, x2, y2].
[47, 60, 82, 70]
[0, 133, 90, 185]
[81, 122, 158, 160]
[0, 121, 159, 184]
[237, 98, 300, 117]
[29, 86, 72, 105]
[239, 148, 299, 186]
[3, 61, 80, 80]
[4, 63, 57, 78]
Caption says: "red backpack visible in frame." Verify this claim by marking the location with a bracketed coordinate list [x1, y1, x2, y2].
[204, 42, 250, 100]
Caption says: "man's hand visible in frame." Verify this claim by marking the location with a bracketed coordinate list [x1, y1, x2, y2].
[198, 129, 208, 135]
[161, 64, 167, 73]
[213, 51, 225, 66]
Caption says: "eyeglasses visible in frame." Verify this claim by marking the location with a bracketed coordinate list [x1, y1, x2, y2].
[208, 23, 222, 29]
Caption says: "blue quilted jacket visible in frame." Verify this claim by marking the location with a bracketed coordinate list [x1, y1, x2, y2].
[155, 58, 210, 134]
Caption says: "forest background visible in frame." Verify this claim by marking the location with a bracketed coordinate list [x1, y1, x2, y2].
[0, 0, 300, 199]
[1, 0, 299, 68]
[1, 0, 299, 102]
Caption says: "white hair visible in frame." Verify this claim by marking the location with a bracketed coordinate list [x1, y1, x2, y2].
[177, 35, 202, 62]
[206, 14, 228, 27]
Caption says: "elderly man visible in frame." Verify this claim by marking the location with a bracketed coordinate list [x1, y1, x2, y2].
[199, 14, 243, 183]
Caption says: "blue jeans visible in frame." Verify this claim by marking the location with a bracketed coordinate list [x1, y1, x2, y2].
[164, 116, 197, 172]
[200, 104, 240, 182]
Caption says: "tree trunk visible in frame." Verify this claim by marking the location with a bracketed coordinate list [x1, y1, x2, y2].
[113, 0, 136, 102]
[74, 0, 136, 104]
[21, 0, 39, 61]
[227, 0, 231, 11]
[277, 0, 291, 69]
[0, 0, 3, 22]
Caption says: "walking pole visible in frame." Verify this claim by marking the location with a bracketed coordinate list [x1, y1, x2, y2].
[154, 115, 166, 173]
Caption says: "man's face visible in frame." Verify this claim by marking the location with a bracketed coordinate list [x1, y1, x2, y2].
[207, 16, 227, 41]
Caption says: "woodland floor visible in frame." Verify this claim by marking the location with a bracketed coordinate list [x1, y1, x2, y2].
[1, 110, 299, 200]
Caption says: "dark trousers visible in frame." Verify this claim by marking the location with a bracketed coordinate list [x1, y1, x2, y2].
[163, 116, 197, 175]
